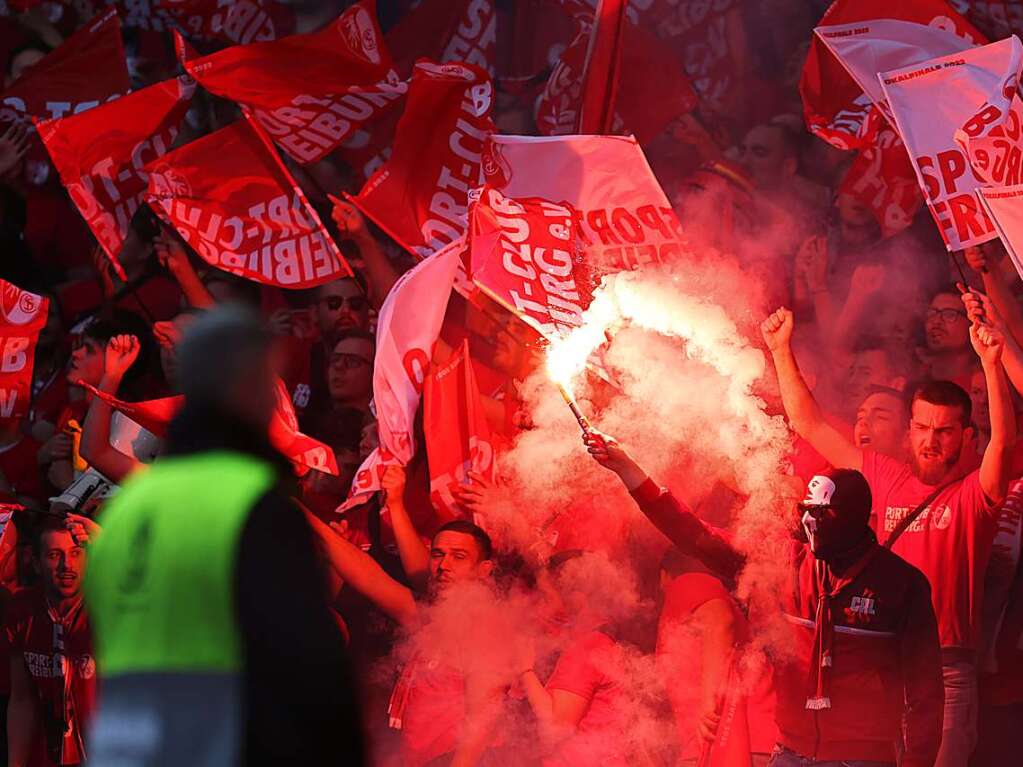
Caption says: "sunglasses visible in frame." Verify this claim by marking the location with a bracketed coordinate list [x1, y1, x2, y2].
[321, 295, 367, 312]
[329, 352, 372, 370]
[797, 503, 835, 517]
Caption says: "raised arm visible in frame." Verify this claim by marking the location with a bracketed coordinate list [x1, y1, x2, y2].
[964, 246, 1023, 348]
[761, 307, 862, 471]
[381, 465, 429, 591]
[331, 197, 399, 310]
[303, 508, 417, 626]
[584, 430, 745, 582]
[965, 304, 1015, 505]
[155, 233, 215, 309]
[79, 335, 143, 483]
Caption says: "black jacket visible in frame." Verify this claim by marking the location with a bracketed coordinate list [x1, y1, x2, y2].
[166, 404, 365, 765]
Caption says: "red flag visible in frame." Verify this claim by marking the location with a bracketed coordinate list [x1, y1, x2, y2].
[77, 379, 339, 475]
[537, 1, 698, 144]
[353, 61, 494, 259]
[800, 0, 983, 150]
[0, 9, 129, 124]
[577, 0, 626, 135]
[0, 281, 48, 422]
[469, 185, 593, 340]
[482, 134, 689, 275]
[78, 383, 182, 437]
[339, 239, 462, 512]
[158, 0, 292, 44]
[144, 118, 352, 289]
[268, 379, 339, 476]
[838, 124, 923, 238]
[36, 75, 196, 279]
[183, 0, 404, 165]
[385, 0, 496, 79]
[424, 339, 495, 520]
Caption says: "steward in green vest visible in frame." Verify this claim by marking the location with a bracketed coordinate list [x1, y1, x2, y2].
[84, 307, 364, 766]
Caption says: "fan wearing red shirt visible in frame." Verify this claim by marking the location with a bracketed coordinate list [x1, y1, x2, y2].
[763, 300, 1016, 767]
[585, 431, 943, 767]
[657, 556, 777, 767]
[310, 513, 507, 767]
[6, 515, 98, 767]
[516, 550, 631, 767]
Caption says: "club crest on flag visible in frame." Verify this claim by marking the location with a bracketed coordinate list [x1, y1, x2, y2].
[342, 5, 381, 65]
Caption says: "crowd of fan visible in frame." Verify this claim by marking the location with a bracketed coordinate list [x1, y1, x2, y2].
[0, 1, 1021, 766]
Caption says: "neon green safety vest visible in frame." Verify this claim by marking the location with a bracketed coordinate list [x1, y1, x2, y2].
[85, 451, 275, 676]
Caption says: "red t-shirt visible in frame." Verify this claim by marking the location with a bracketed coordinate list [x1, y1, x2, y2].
[400, 655, 467, 767]
[657, 572, 777, 758]
[543, 630, 630, 767]
[863, 450, 999, 649]
[5, 590, 95, 766]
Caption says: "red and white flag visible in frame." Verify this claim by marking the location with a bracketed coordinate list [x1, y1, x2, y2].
[813, 17, 978, 125]
[482, 134, 689, 275]
[800, 0, 983, 150]
[0, 8, 129, 124]
[339, 239, 462, 512]
[0, 282, 47, 421]
[158, 0, 291, 44]
[979, 185, 1023, 279]
[36, 75, 195, 279]
[353, 61, 494, 259]
[469, 185, 593, 339]
[385, 0, 496, 79]
[880, 35, 1023, 250]
[78, 379, 339, 475]
[536, 0, 697, 144]
[144, 118, 351, 289]
[183, 0, 405, 165]
[423, 339, 495, 520]
[268, 379, 339, 476]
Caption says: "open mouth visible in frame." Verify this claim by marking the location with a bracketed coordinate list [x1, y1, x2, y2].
[856, 435, 872, 446]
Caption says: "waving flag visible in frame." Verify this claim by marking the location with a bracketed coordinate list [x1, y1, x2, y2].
[78, 379, 338, 475]
[0, 9, 128, 124]
[36, 75, 195, 279]
[483, 134, 689, 275]
[353, 61, 494, 259]
[145, 118, 351, 289]
[386, 0, 496, 78]
[469, 185, 593, 340]
[158, 0, 291, 44]
[340, 239, 462, 512]
[800, 0, 983, 150]
[880, 36, 1023, 250]
[184, 0, 404, 164]
[0, 281, 47, 421]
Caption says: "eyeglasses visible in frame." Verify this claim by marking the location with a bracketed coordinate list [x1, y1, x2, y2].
[321, 295, 367, 312]
[926, 308, 967, 324]
[329, 352, 372, 370]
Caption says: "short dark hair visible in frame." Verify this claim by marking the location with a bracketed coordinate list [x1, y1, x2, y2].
[433, 520, 493, 561]
[31, 516, 72, 557]
[332, 328, 375, 347]
[860, 385, 909, 414]
[930, 284, 964, 303]
[910, 380, 972, 427]
[851, 337, 909, 379]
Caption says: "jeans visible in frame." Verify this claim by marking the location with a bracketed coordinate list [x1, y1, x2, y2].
[767, 745, 894, 767]
[935, 661, 979, 767]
